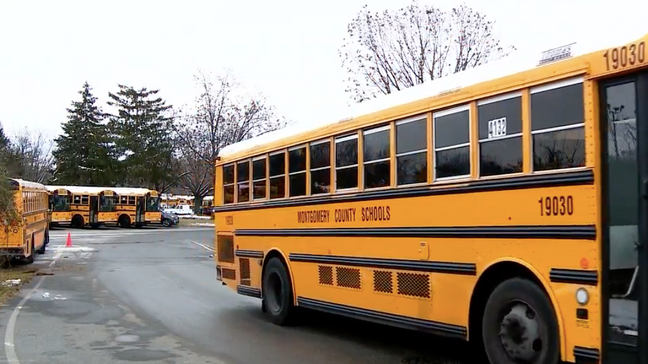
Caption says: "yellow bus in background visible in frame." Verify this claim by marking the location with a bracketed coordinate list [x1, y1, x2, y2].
[0, 178, 49, 263]
[213, 32, 648, 364]
[46, 186, 119, 228]
[111, 188, 161, 228]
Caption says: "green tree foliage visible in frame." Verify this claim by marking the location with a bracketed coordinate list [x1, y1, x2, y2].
[0, 122, 18, 225]
[107, 85, 175, 190]
[52, 82, 114, 185]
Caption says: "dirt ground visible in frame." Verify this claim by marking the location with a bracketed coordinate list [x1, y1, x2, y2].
[0, 262, 37, 305]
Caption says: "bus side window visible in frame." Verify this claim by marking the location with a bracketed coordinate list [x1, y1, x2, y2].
[73, 195, 81, 204]
[363, 125, 391, 189]
[396, 117, 427, 186]
[288, 147, 306, 197]
[310, 140, 331, 194]
[237, 160, 251, 202]
[477, 92, 524, 177]
[433, 105, 471, 180]
[530, 78, 586, 171]
[269, 152, 286, 199]
[252, 156, 267, 200]
[222, 164, 235, 204]
[335, 134, 359, 190]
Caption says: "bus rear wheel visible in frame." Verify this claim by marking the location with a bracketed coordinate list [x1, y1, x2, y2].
[482, 278, 559, 364]
[262, 257, 295, 326]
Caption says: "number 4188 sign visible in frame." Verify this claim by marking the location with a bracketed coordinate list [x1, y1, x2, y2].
[488, 117, 507, 139]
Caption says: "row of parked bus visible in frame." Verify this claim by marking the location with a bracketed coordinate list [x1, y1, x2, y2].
[0, 178, 164, 265]
[47, 185, 161, 229]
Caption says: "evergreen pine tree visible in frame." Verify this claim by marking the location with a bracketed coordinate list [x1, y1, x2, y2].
[107, 85, 175, 189]
[0, 122, 10, 154]
[0, 121, 18, 224]
[52, 82, 114, 185]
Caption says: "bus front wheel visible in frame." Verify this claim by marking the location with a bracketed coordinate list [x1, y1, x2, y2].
[262, 257, 295, 326]
[118, 216, 131, 228]
[482, 278, 559, 364]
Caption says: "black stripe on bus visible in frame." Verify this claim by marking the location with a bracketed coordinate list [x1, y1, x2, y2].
[549, 269, 598, 286]
[214, 169, 593, 213]
[573, 346, 600, 362]
[237, 225, 596, 240]
[237, 286, 261, 299]
[26, 221, 48, 229]
[235, 250, 264, 258]
[289, 253, 476, 276]
[297, 297, 467, 340]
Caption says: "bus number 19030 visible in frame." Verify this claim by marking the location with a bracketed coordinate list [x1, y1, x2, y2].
[538, 196, 574, 216]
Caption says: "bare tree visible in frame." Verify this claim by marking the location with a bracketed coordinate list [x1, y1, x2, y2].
[177, 146, 213, 213]
[175, 70, 287, 212]
[9, 127, 55, 183]
[339, 1, 516, 103]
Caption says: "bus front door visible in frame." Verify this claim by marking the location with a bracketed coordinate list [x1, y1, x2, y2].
[136, 197, 145, 224]
[600, 72, 648, 364]
[89, 196, 99, 225]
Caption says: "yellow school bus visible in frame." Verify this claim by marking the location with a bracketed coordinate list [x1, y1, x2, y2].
[213, 31, 648, 364]
[111, 188, 161, 227]
[0, 179, 49, 263]
[46, 185, 119, 228]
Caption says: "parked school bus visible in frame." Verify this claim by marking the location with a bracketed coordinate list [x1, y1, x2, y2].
[111, 188, 161, 227]
[0, 179, 49, 263]
[213, 30, 648, 364]
[46, 186, 119, 228]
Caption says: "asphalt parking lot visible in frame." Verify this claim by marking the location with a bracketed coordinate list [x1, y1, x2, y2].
[0, 226, 476, 364]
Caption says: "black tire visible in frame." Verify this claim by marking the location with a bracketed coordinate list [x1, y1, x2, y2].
[482, 278, 559, 364]
[262, 257, 295, 325]
[44, 228, 50, 245]
[118, 215, 130, 228]
[72, 215, 84, 229]
[162, 219, 171, 227]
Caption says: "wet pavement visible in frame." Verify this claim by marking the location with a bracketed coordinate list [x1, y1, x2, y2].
[0, 226, 477, 364]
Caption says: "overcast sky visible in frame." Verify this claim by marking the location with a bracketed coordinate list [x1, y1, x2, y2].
[0, 0, 644, 141]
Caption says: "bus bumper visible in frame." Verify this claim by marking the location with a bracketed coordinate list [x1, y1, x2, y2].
[0, 247, 27, 257]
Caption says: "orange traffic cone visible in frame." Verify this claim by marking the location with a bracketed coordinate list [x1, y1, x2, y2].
[66, 232, 73, 247]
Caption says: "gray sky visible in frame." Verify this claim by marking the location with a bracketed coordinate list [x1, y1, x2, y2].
[0, 0, 644, 140]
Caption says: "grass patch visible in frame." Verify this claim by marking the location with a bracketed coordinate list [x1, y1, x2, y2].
[0, 263, 38, 305]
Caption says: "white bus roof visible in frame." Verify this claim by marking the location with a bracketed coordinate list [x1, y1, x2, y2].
[46, 185, 156, 196]
[218, 29, 645, 159]
[46, 185, 117, 195]
[11, 179, 47, 190]
[110, 187, 156, 196]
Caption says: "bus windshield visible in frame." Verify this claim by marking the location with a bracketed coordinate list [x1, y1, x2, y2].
[146, 196, 160, 212]
[51, 195, 71, 212]
[100, 195, 117, 212]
